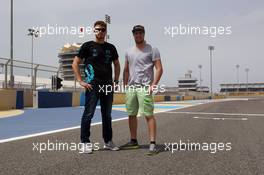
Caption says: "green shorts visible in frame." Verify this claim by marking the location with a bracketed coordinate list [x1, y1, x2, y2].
[125, 86, 154, 117]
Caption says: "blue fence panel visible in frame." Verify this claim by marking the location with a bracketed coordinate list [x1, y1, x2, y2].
[38, 91, 72, 108]
[16, 91, 24, 109]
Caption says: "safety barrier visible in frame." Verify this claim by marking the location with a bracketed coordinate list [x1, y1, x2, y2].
[0, 89, 23, 110]
[113, 93, 126, 104]
[227, 92, 264, 97]
[1, 90, 227, 110]
[23, 90, 33, 107]
[72, 91, 80, 107]
[164, 96, 171, 101]
[34, 91, 72, 108]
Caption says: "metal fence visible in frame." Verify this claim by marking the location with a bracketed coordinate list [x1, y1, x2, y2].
[0, 57, 59, 90]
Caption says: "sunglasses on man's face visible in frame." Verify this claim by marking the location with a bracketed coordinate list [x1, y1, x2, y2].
[94, 28, 106, 33]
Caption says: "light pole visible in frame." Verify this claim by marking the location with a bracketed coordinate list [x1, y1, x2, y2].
[236, 64, 240, 92]
[236, 64, 240, 83]
[0, 63, 4, 74]
[10, 0, 14, 88]
[245, 68, 249, 92]
[198, 65, 202, 87]
[208, 46, 214, 94]
[27, 28, 39, 89]
[105, 14, 111, 42]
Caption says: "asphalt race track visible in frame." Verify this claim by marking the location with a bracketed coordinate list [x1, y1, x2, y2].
[0, 98, 264, 175]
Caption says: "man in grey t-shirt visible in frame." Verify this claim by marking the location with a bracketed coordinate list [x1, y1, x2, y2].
[122, 25, 163, 155]
[125, 44, 161, 86]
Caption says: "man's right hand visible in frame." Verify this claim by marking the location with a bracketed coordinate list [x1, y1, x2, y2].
[79, 81, 93, 90]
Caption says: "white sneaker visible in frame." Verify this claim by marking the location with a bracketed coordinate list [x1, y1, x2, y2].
[103, 141, 120, 151]
[147, 143, 159, 156]
[79, 143, 93, 154]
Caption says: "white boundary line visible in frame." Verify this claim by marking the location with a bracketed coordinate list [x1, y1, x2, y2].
[193, 116, 248, 121]
[165, 111, 264, 117]
[0, 98, 247, 144]
[0, 117, 128, 144]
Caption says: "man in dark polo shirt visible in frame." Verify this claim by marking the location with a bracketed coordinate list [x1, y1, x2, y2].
[72, 21, 120, 154]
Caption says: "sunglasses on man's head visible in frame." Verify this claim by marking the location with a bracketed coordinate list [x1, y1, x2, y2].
[133, 31, 144, 35]
[94, 28, 106, 32]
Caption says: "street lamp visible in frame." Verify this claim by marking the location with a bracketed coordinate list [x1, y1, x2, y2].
[236, 64, 240, 92]
[105, 14, 111, 42]
[10, 0, 14, 87]
[245, 68, 249, 92]
[27, 28, 39, 89]
[198, 65, 202, 87]
[208, 46, 214, 94]
[236, 64, 240, 83]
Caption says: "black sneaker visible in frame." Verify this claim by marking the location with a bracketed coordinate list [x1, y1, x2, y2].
[147, 143, 159, 156]
[121, 141, 139, 150]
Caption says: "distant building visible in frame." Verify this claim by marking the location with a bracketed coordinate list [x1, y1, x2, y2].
[178, 71, 198, 91]
[197, 86, 210, 93]
[162, 86, 179, 95]
[220, 83, 264, 92]
[58, 43, 84, 81]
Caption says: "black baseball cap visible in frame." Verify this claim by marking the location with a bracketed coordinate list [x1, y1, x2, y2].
[132, 25, 145, 33]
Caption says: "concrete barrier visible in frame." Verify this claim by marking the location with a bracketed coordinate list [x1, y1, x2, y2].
[176, 96, 182, 101]
[113, 93, 126, 104]
[154, 95, 165, 102]
[23, 90, 33, 107]
[16, 91, 24, 109]
[212, 95, 225, 99]
[36, 91, 72, 108]
[0, 89, 17, 110]
[164, 95, 171, 101]
[0, 89, 228, 110]
[227, 92, 264, 97]
[72, 91, 80, 107]
[170, 96, 176, 101]
[0, 89, 24, 110]
[183, 96, 194, 100]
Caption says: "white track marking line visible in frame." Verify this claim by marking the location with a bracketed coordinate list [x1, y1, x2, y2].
[193, 116, 248, 121]
[0, 108, 193, 144]
[0, 117, 127, 144]
[165, 111, 264, 117]
[0, 107, 187, 144]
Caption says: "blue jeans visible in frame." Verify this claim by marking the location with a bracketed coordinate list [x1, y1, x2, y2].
[80, 83, 113, 143]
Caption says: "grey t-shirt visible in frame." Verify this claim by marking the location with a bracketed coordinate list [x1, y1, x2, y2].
[125, 43, 161, 86]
